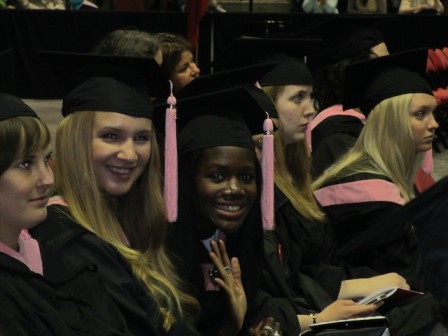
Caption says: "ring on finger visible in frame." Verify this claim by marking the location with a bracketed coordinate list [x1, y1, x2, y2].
[262, 326, 274, 334]
[223, 266, 231, 274]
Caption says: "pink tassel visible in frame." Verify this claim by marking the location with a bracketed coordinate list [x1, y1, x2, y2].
[165, 81, 178, 222]
[421, 148, 433, 175]
[261, 113, 275, 231]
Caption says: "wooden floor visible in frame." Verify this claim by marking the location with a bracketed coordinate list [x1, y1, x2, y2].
[24, 99, 448, 182]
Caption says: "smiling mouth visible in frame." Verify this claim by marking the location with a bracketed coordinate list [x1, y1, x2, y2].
[108, 166, 133, 174]
[215, 204, 243, 212]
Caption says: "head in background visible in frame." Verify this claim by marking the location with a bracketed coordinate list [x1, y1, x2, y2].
[0, 92, 53, 249]
[157, 33, 200, 92]
[92, 28, 163, 65]
[313, 25, 389, 112]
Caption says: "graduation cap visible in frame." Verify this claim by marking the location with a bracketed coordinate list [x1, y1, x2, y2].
[38, 50, 170, 100]
[212, 37, 322, 72]
[0, 48, 16, 95]
[258, 56, 314, 87]
[0, 92, 38, 122]
[176, 85, 276, 135]
[306, 19, 387, 70]
[176, 62, 278, 98]
[343, 48, 433, 115]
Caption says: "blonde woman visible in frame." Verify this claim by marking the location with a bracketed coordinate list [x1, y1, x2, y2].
[254, 57, 422, 335]
[31, 76, 198, 335]
[313, 50, 438, 287]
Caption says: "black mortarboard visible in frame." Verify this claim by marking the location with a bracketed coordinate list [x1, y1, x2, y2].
[258, 56, 314, 87]
[0, 48, 16, 95]
[315, 22, 385, 69]
[0, 92, 38, 122]
[62, 77, 154, 119]
[212, 37, 321, 72]
[343, 48, 433, 115]
[177, 62, 278, 98]
[176, 85, 276, 140]
[38, 50, 170, 99]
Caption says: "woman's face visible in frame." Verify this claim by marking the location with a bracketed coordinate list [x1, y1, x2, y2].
[275, 85, 315, 145]
[0, 144, 53, 249]
[171, 50, 200, 92]
[91, 112, 152, 196]
[409, 93, 438, 153]
[195, 146, 257, 238]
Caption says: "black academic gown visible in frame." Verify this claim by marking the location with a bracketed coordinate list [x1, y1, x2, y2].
[0, 238, 132, 335]
[261, 187, 378, 333]
[264, 186, 439, 336]
[31, 204, 197, 336]
[310, 105, 364, 179]
[314, 173, 424, 290]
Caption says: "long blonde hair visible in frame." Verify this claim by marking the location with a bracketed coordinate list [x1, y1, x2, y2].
[263, 86, 325, 221]
[313, 94, 422, 202]
[55, 112, 197, 330]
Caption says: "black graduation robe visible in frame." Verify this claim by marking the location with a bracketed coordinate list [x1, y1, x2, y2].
[31, 204, 197, 336]
[263, 186, 439, 336]
[0, 235, 132, 335]
[314, 173, 424, 288]
[310, 105, 365, 179]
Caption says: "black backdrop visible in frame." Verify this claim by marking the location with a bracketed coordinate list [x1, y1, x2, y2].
[0, 9, 187, 98]
[2, 9, 448, 98]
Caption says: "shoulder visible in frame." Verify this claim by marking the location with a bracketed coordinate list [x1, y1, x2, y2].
[315, 173, 405, 207]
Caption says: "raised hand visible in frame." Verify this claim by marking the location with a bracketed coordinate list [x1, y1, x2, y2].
[209, 239, 247, 336]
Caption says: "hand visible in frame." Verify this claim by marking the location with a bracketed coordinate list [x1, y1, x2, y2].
[339, 273, 409, 299]
[367, 273, 410, 292]
[318, 300, 380, 323]
[250, 317, 282, 336]
[209, 240, 247, 335]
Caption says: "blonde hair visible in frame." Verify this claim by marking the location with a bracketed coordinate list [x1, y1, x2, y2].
[55, 112, 197, 330]
[262, 86, 325, 222]
[313, 93, 422, 202]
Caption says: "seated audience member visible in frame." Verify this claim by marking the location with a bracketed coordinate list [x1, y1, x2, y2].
[156, 32, 200, 93]
[31, 56, 198, 335]
[91, 28, 163, 65]
[346, 0, 387, 13]
[302, 0, 339, 13]
[310, 25, 389, 178]
[0, 92, 133, 335]
[398, 0, 444, 13]
[313, 49, 437, 288]
[255, 56, 438, 336]
[15, 0, 64, 9]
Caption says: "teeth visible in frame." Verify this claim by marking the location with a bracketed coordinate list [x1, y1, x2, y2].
[109, 167, 131, 174]
[215, 205, 241, 212]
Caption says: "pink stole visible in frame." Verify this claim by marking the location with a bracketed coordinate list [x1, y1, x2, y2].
[0, 229, 43, 275]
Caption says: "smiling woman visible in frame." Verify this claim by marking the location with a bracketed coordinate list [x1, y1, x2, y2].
[30, 74, 199, 335]
[0, 92, 139, 335]
[169, 86, 286, 335]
